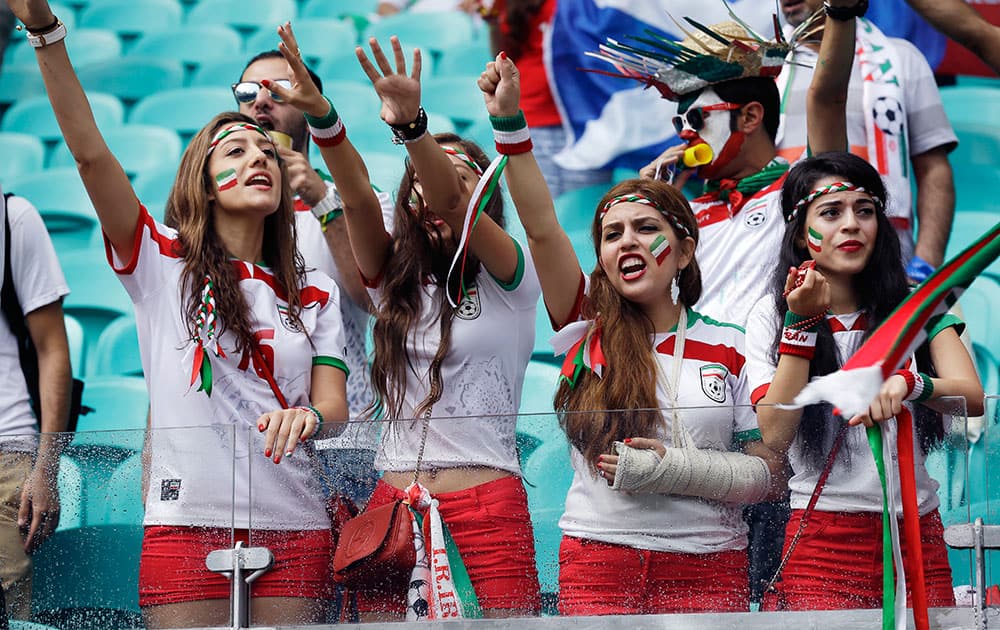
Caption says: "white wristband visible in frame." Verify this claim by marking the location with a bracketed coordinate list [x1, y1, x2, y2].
[310, 187, 343, 220]
[27, 21, 67, 48]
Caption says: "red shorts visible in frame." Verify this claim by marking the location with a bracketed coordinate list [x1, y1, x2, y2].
[139, 526, 334, 606]
[558, 536, 749, 615]
[354, 477, 541, 615]
[762, 509, 955, 611]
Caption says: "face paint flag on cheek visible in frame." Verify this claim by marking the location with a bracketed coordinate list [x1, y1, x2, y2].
[650, 234, 672, 265]
[215, 168, 238, 191]
[807, 227, 823, 253]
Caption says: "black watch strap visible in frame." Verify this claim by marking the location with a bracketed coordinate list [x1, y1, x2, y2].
[824, 0, 868, 21]
[389, 107, 428, 145]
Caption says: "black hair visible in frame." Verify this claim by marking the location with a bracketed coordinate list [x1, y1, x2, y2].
[711, 77, 781, 143]
[768, 152, 938, 466]
[241, 50, 323, 95]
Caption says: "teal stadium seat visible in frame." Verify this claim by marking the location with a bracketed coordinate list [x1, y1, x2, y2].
[89, 315, 142, 377]
[0, 65, 47, 105]
[522, 439, 573, 601]
[7, 168, 98, 252]
[186, 0, 297, 34]
[128, 86, 235, 138]
[133, 165, 179, 211]
[50, 124, 183, 179]
[10, 621, 63, 630]
[6, 27, 121, 68]
[188, 57, 250, 88]
[463, 118, 494, 157]
[318, 44, 433, 86]
[343, 111, 455, 156]
[360, 151, 406, 194]
[77, 57, 185, 106]
[244, 18, 356, 66]
[951, 123, 1000, 169]
[435, 40, 494, 77]
[71, 375, 148, 455]
[316, 80, 383, 126]
[974, 342, 1000, 397]
[2, 92, 124, 142]
[128, 25, 244, 70]
[58, 248, 135, 359]
[79, 0, 183, 42]
[301, 0, 378, 19]
[554, 183, 607, 234]
[0, 133, 45, 180]
[959, 276, 1000, 353]
[953, 168, 1000, 214]
[363, 10, 477, 55]
[941, 86, 1000, 127]
[421, 75, 488, 130]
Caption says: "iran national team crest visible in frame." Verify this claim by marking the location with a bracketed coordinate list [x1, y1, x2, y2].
[700, 364, 729, 403]
[455, 284, 481, 320]
[277, 304, 302, 332]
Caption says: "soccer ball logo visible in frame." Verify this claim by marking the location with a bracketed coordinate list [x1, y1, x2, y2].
[455, 285, 481, 320]
[872, 96, 904, 136]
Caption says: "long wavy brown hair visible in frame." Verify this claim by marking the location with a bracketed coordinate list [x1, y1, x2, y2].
[555, 178, 701, 469]
[369, 133, 504, 420]
[164, 111, 306, 355]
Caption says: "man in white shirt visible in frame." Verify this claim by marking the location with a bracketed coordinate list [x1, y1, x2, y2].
[0, 188, 72, 619]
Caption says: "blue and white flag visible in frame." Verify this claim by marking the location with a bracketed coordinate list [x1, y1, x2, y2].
[546, 0, 774, 171]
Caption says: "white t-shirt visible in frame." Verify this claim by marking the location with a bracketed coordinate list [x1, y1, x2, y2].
[107, 205, 348, 529]
[775, 37, 957, 224]
[560, 308, 760, 554]
[744, 296, 941, 515]
[691, 176, 787, 328]
[293, 185, 394, 451]
[0, 193, 69, 452]
[368, 240, 540, 473]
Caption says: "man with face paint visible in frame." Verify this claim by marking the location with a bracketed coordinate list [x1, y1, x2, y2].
[235, 51, 392, 531]
[775, 0, 957, 284]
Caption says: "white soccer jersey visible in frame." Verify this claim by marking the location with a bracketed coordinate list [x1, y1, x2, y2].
[0, 194, 69, 452]
[107, 204, 349, 529]
[691, 176, 787, 327]
[745, 296, 944, 516]
[368, 241, 540, 473]
[560, 308, 761, 554]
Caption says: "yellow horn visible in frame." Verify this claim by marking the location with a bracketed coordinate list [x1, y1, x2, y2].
[682, 144, 713, 167]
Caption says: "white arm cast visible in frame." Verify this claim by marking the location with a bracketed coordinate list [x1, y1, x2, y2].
[610, 441, 771, 504]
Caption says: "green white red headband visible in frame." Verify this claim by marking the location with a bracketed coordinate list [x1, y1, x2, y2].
[787, 182, 884, 223]
[599, 193, 692, 238]
[207, 122, 271, 154]
[442, 147, 484, 176]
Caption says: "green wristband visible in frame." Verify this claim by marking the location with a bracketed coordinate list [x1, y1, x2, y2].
[489, 110, 528, 132]
[914, 372, 935, 403]
[303, 95, 340, 129]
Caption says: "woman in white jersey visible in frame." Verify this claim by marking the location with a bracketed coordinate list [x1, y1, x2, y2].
[12, 3, 351, 626]
[266, 30, 542, 619]
[476, 53, 785, 615]
[747, 151, 984, 611]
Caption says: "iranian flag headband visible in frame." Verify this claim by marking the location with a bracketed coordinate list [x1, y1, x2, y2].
[599, 193, 692, 239]
[787, 182, 884, 223]
[441, 147, 484, 176]
[207, 122, 272, 154]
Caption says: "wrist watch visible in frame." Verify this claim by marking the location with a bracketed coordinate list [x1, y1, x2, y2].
[310, 187, 343, 220]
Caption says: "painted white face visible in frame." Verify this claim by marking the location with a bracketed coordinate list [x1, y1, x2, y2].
[675, 88, 744, 179]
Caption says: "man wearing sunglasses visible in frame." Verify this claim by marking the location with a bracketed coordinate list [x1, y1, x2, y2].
[235, 51, 387, 570]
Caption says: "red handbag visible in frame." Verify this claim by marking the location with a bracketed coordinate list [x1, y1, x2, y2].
[332, 499, 416, 587]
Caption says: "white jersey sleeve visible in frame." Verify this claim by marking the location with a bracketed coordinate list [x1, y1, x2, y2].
[7, 195, 69, 314]
[744, 296, 781, 406]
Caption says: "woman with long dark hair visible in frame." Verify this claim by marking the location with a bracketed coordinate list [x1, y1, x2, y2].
[747, 151, 984, 610]
[476, 51, 785, 616]
[11, 2, 352, 626]
[268, 29, 542, 620]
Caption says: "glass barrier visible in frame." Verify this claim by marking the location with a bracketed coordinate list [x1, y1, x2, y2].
[4, 398, 979, 629]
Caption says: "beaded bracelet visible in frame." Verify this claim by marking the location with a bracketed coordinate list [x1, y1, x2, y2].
[294, 405, 325, 440]
[305, 96, 346, 148]
[490, 110, 533, 155]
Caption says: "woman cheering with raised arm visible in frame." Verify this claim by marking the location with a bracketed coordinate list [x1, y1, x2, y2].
[264, 28, 542, 620]
[477, 53, 785, 616]
[9, 3, 351, 626]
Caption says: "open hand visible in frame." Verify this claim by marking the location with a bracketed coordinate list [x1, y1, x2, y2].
[356, 36, 422, 126]
[255, 22, 330, 120]
[19, 462, 60, 554]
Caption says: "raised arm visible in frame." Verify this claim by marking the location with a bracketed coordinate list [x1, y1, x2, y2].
[265, 23, 391, 282]
[357, 37, 521, 284]
[906, 0, 1000, 75]
[806, 0, 859, 155]
[9, 0, 139, 260]
[478, 53, 585, 326]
